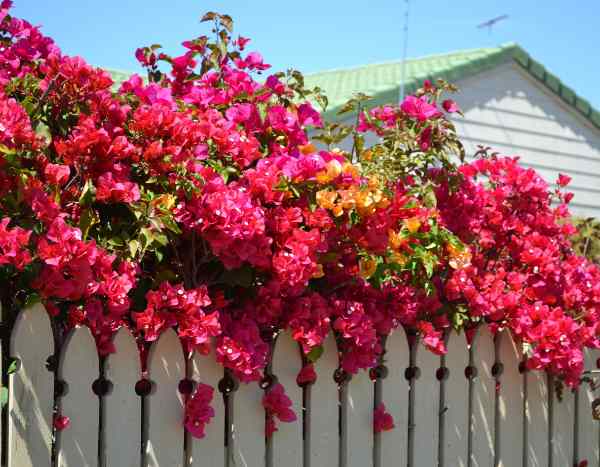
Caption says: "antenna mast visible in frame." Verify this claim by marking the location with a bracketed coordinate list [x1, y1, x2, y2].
[399, 0, 410, 102]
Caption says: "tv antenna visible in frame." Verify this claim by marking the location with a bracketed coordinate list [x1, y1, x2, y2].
[399, 0, 410, 102]
[477, 15, 509, 34]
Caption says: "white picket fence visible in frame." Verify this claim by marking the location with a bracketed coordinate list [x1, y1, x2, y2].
[3, 303, 600, 466]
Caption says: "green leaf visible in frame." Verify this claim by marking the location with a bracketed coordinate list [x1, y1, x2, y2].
[128, 239, 140, 257]
[220, 14, 234, 32]
[35, 122, 52, 145]
[154, 233, 168, 246]
[0, 387, 7, 408]
[107, 237, 125, 247]
[306, 345, 324, 363]
[78, 180, 95, 206]
[24, 293, 41, 308]
[7, 359, 18, 375]
[0, 144, 16, 156]
[201, 11, 217, 22]
[162, 216, 182, 234]
[140, 228, 154, 248]
[79, 208, 98, 240]
[337, 100, 356, 115]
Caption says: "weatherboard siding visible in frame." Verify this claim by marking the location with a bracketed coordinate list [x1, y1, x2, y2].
[451, 62, 600, 218]
[333, 62, 600, 218]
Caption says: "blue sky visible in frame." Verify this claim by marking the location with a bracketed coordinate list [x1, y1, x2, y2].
[13, 0, 600, 108]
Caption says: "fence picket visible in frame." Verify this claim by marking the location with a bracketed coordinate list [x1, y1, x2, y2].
[442, 331, 469, 467]
[104, 327, 141, 467]
[525, 368, 549, 467]
[271, 333, 303, 467]
[7, 304, 54, 467]
[191, 343, 225, 467]
[146, 329, 185, 467]
[550, 376, 575, 467]
[58, 325, 99, 467]
[576, 348, 600, 466]
[1, 302, 3, 466]
[380, 328, 409, 467]
[6, 309, 595, 467]
[470, 326, 495, 467]
[412, 338, 441, 467]
[496, 330, 524, 467]
[232, 379, 265, 467]
[345, 368, 374, 467]
[309, 333, 339, 467]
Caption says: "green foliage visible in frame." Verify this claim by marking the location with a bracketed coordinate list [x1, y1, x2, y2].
[571, 217, 600, 264]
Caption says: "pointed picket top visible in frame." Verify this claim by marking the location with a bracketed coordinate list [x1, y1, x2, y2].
[270, 332, 303, 467]
[104, 327, 141, 467]
[496, 329, 524, 467]
[470, 325, 495, 467]
[57, 325, 99, 467]
[190, 342, 225, 467]
[380, 327, 409, 467]
[8, 303, 54, 467]
[525, 367, 548, 467]
[309, 332, 339, 467]
[146, 329, 185, 467]
[442, 331, 470, 467]
[576, 348, 600, 466]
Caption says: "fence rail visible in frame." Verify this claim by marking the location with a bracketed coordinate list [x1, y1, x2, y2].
[3, 303, 600, 466]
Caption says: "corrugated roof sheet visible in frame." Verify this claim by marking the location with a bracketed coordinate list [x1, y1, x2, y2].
[302, 43, 600, 129]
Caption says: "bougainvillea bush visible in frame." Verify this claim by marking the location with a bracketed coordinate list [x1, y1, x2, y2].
[0, 2, 599, 436]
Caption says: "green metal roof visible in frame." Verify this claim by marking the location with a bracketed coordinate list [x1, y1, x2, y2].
[108, 43, 600, 130]
[302, 43, 600, 128]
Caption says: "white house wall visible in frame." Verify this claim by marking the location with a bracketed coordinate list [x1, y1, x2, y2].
[451, 62, 600, 219]
[328, 62, 600, 219]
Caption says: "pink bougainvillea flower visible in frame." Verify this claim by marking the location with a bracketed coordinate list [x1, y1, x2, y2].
[442, 99, 460, 113]
[296, 363, 317, 385]
[0, 217, 32, 270]
[54, 415, 70, 431]
[374, 403, 394, 433]
[44, 163, 70, 186]
[235, 36, 250, 50]
[557, 173, 572, 187]
[95, 172, 141, 204]
[262, 383, 296, 437]
[297, 103, 323, 128]
[400, 95, 442, 121]
[184, 383, 215, 439]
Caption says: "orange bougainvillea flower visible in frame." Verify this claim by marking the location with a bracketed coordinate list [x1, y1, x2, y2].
[312, 263, 324, 278]
[316, 159, 343, 184]
[298, 143, 316, 155]
[404, 217, 421, 234]
[361, 149, 373, 161]
[388, 230, 405, 250]
[447, 243, 472, 270]
[342, 162, 359, 179]
[316, 189, 338, 209]
[359, 257, 378, 279]
[388, 251, 408, 266]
